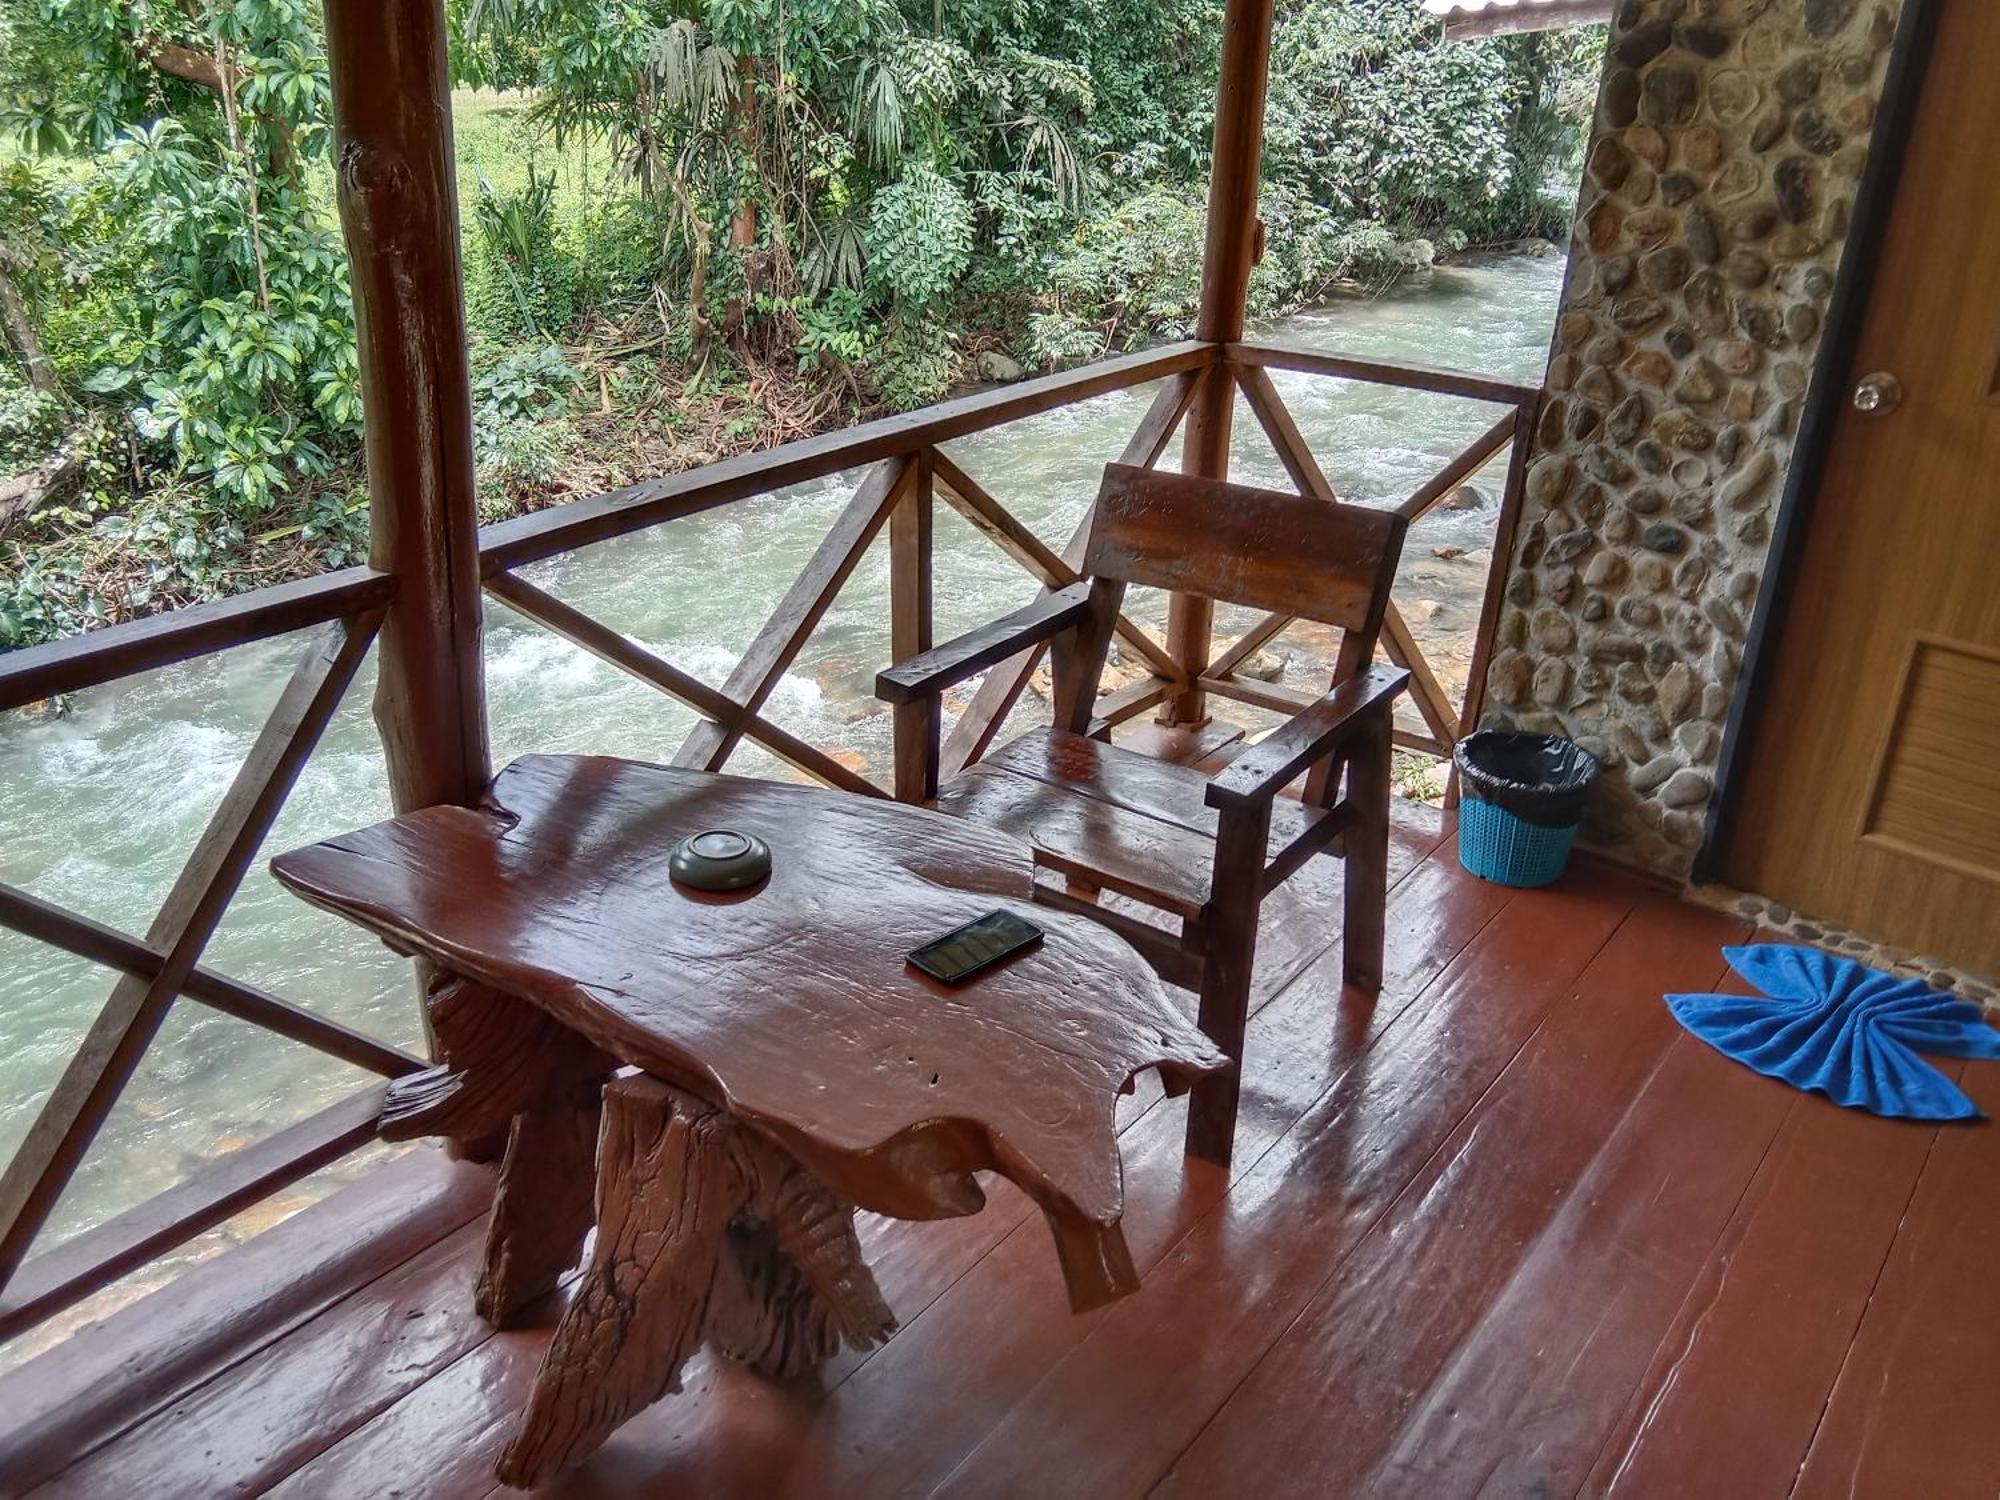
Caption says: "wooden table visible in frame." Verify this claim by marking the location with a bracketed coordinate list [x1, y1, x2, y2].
[271, 754, 1226, 1487]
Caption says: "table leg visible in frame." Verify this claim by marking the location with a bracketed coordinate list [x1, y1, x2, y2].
[496, 1076, 896, 1490]
[476, 1078, 602, 1327]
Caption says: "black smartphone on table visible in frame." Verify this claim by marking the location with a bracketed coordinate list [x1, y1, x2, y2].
[907, 909, 1045, 985]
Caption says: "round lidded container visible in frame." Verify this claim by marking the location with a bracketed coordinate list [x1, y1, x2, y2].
[669, 828, 773, 892]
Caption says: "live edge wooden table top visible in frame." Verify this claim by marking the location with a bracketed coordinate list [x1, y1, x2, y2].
[272, 754, 1224, 1486]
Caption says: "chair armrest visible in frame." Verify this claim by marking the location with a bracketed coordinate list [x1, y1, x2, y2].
[875, 582, 1093, 705]
[1204, 664, 1409, 809]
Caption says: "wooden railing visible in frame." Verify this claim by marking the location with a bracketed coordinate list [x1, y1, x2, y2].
[0, 337, 1536, 1341]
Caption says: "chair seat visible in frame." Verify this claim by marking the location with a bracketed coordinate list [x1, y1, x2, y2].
[935, 728, 1336, 920]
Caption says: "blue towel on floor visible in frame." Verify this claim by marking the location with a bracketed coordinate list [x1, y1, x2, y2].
[1666, 944, 2000, 1121]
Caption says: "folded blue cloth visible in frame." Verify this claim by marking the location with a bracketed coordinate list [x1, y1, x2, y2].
[1666, 944, 2000, 1121]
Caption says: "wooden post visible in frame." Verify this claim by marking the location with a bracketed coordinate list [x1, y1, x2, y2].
[890, 449, 937, 801]
[326, 0, 490, 815]
[1162, 0, 1276, 725]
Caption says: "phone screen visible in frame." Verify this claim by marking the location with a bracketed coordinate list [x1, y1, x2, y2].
[908, 909, 1045, 985]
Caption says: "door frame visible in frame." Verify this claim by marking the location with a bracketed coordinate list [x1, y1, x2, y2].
[1694, 0, 1952, 884]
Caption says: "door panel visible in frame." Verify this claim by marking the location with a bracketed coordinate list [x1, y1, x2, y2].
[1727, 0, 2000, 974]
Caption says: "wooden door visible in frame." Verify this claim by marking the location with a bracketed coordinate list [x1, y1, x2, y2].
[1727, 0, 2000, 974]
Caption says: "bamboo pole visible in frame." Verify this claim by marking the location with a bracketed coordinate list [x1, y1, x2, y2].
[326, 0, 490, 816]
[1163, 0, 1276, 725]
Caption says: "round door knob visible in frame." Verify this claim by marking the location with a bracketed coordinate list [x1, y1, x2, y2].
[1852, 371, 1904, 414]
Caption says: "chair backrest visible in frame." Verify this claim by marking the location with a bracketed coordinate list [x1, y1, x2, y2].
[1083, 463, 1406, 647]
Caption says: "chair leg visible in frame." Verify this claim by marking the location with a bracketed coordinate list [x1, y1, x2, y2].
[1342, 716, 1392, 993]
[1185, 801, 1270, 1168]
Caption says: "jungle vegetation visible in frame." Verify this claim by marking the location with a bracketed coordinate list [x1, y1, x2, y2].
[0, 0, 1601, 647]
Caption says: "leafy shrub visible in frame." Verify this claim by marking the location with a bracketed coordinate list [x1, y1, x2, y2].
[0, 371, 64, 472]
[865, 166, 974, 314]
[470, 165, 579, 339]
[865, 315, 958, 413]
[471, 343, 578, 497]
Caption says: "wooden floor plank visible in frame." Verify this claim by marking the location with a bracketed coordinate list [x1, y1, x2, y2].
[0, 1148, 489, 1495]
[1791, 1061, 2000, 1500]
[925, 867, 1651, 1500]
[1351, 1036, 1796, 1495]
[35, 1218, 497, 1498]
[1588, 1076, 1958, 1498]
[274, 813, 1463, 1499]
[1146, 895, 1747, 1500]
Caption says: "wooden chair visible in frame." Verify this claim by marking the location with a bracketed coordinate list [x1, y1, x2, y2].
[876, 462, 1410, 1165]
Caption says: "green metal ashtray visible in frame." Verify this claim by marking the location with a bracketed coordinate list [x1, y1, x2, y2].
[669, 828, 772, 892]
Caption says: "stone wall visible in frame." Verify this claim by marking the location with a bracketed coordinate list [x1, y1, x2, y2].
[1483, 0, 1901, 878]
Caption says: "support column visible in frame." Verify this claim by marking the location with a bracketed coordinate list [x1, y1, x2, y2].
[1162, 0, 1276, 725]
[326, 0, 491, 814]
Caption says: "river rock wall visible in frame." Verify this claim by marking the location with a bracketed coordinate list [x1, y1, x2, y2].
[1484, 0, 1901, 877]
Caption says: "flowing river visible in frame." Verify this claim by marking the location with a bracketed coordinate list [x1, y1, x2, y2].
[0, 251, 1563, 1327]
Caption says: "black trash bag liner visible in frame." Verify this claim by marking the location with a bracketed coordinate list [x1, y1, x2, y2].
[1454, 730, 1601, 828]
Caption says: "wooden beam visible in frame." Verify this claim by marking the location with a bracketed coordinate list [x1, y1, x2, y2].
[0, 1086, 387, 1342]
[1395, 408, 1519, 522]
[328, 0, 489, 817]
[940, 370, 1202, 776]
[0, 617, 380, 1287]
[890, 452, 937, 802]
[484, 573, 882, 798]
[1378, 602, 1462, 752]
[479, 342, 1219, 574]
[1227, 339, 1542, 407]
[0, 568, 395, 715]
[673, 459, 911, 772]
[1165, 0, 1276, 725]
[0, 880, 423, 1080]
[1454, 393, 1542, 796]
[1236, 363, 1338, 502]
[1436, 0, 1615, 42]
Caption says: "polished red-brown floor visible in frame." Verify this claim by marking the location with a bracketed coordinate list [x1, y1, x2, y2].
[3, 799, 1996, 1499]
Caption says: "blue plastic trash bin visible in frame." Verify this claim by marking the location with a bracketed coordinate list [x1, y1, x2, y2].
[1454, 731, 1601, 888]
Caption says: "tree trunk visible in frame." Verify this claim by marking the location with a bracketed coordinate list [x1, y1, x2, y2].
[723, 56, 761, 345]
[0, 246, 57, 394]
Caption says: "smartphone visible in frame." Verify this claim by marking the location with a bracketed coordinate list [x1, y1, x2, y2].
[907, 909, 1045, 985]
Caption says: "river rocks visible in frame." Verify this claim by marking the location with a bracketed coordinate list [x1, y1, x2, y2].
[1487, 0, 1893, 882]
[1615, 18, 1675, 68]
[976, 350, 1027, 383]
[1683, 270, 1729, 334]
[1625, 350, 1676, 388]
[1659, 768, 1714, 808]
[1723, 248, 1770, 289]
[1639, 523, 1688, 555]
[1685, 210, 1722, 265]
[1805, 0, 1859, 39]
[1643, 65, 1700, 128]
[1531, 609, 1577, 653]
[1527, 454, 1575, 508]
[1792, 107, 1844, 157]
[1720, 448, 1778, 509]
[1588, 136, 1632, 191]
[1640, 246, 1693, 293]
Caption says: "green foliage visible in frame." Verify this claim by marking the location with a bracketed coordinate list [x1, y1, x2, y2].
[865, 165, 973, 313]
[0, 372, 64, 471]
[1, 0, 1603, 648]
[865, 314, 956, 413]
[471, 342, 578, 496]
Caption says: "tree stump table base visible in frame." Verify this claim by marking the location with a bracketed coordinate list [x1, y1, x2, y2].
[489, 1073, 896, 1490]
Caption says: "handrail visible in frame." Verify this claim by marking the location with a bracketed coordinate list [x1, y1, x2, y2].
[478, 340, 1220, 573]
[1227, 338, 1542, 407]
[0, 566, 397, 713]
[0, 332, 1539, 1342]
